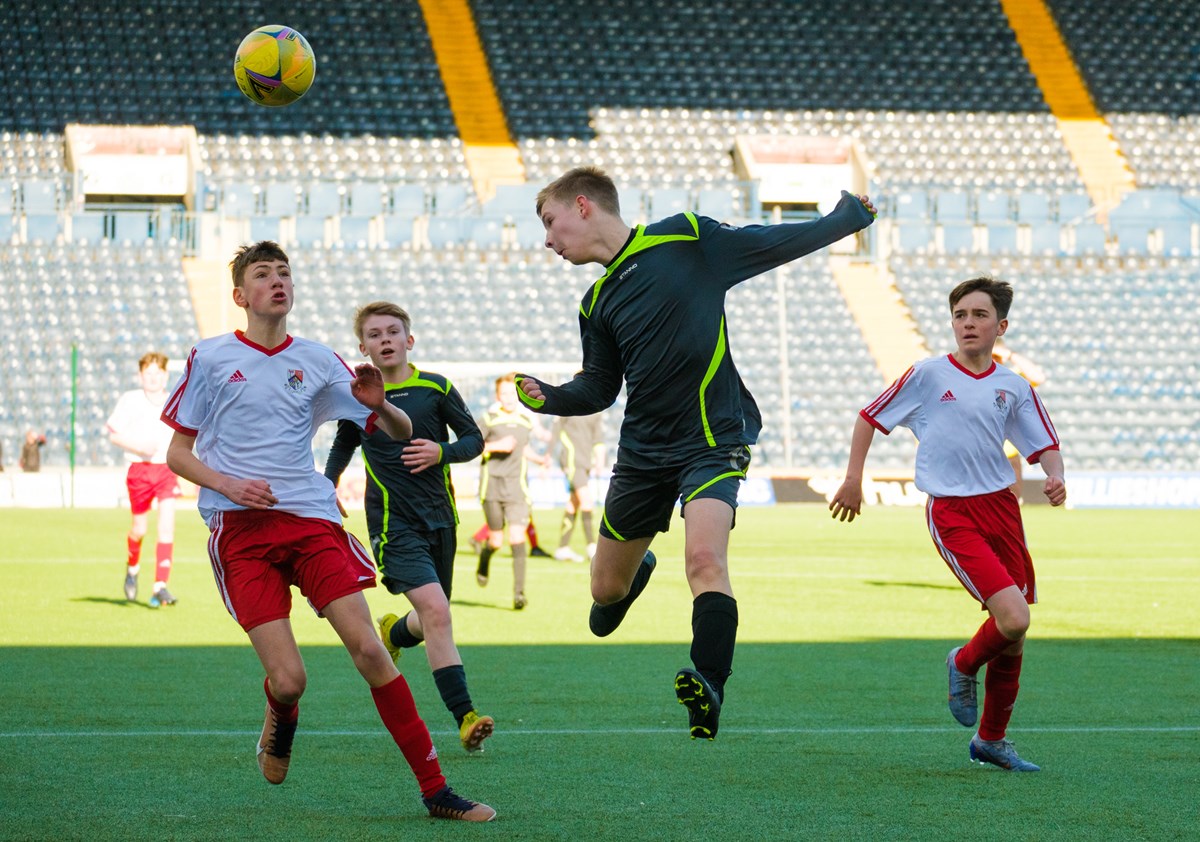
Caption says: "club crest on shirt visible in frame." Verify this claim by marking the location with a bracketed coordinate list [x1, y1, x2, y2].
[287, 369, 305, 393]
[994, 389, 1007, 411]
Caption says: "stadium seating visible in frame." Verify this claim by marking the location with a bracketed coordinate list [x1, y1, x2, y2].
[0, 0, 1194, 473]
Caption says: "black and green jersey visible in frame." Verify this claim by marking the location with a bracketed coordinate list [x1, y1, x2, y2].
[518, 191, 875, 462]
[324, 367, 482, 534]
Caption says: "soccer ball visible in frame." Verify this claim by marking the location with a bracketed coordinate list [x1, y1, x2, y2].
[233, 25, 316, 107]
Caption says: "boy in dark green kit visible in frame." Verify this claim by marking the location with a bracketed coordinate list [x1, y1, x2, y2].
[518, 167, 875, 739]
[325, 301, 494, 754]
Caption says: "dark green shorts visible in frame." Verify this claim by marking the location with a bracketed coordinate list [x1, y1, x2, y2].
[599, 445, 751, 542]
[369, 525, 456, 598]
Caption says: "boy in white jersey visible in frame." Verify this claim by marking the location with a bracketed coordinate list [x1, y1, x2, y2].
[829, 277, 1065, 772]
[162, 241, 493, 821]
[107, 351, 181, 607]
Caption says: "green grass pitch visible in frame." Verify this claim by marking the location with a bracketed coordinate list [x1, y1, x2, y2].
[1, 504, 1196, 840]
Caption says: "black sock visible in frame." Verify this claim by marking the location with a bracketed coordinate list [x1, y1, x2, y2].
[690, 591, 738, 700]
[477, 546, 494, 577]
[391, 611, 423, 649]
[432, 665, 474, 724]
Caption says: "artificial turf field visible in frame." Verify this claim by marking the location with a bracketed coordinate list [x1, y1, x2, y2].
[0, 504, 1196, 841]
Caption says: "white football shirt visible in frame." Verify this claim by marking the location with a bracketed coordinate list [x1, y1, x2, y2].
[162, 331, 376, 526]
[107, 389, 173, 463]
[861, 354, 1059, 498]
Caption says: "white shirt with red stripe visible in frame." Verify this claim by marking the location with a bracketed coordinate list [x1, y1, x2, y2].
[861, 354, 1059, 498]
[162, 331, 377, 527]
[107, 389, 173, 464]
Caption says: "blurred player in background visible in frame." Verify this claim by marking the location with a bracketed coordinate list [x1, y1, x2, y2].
[163, 241, 494, 821]
[476, 372, 550, 610]
[324, 301, 494, 754]
[830, 277, 1065, 772]
[517, 166, 876, 739]
[107, 351, 181, 607]
[551, 412, 606, 562]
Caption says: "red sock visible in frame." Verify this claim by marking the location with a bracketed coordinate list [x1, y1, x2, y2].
[127, 535, 142, 568]
[371, 675, 446, 798]
[955, 617, 1013, 674]
[526, 520, 540, 549]
[978, 653, 1022, 741]
[472, 524, 488, 543]
[264, 677, 299, 721]
[155, 542, 173, 584]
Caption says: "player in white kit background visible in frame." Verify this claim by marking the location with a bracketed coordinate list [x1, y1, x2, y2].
[829, 276, 1065, 773]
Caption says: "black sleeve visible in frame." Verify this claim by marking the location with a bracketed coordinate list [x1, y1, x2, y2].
[517, 311, 623, 416]
[441, 384, 484, 463]
[323, 419, 362, 484]
[699, 190, 876, 288]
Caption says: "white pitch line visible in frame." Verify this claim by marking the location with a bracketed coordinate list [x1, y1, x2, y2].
[1, 725, 1195, 739]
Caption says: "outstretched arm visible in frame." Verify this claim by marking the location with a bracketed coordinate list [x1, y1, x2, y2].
[829, 415, 878, 522]
[350, 363, 413, 440]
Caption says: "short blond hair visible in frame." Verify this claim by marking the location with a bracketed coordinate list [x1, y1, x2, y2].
[536, 166, 621, 217]
[353, 301, 412, 342]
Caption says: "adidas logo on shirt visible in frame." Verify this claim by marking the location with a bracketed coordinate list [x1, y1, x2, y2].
[939, 390, 956, 402]
[227, 370, 247, 384]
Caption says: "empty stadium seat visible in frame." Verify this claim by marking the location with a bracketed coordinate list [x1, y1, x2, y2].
[1017, 191, 1051, 224]
[264, 182, 299, 217]
[697, 188, 735, 220]
[250, 216, 281, 243]
[893, 189, 929, 221]
[976, 191, 1012, 223]
[390, 184, 427, 216]
[307, 183, 342, 217]
[986, 223, 1018, 252]
[941, 222, 975, 254]
[1028, 223, 1063, 255]
[70, 212, 105, 242]
[895, 221, 933, 252]
[649, 187, 690, 217]
[349, 183, 385, 217]
[933, 190, 969, 222]
[482, 183, 539, 220]
[1161, 221, 1194, 257]
[337, 216, 372, 247]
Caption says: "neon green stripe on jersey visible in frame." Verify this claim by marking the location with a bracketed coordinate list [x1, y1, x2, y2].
[698, 315, 727, 447]
[583, 217, 701, 319]
[362, 452, 390, 561]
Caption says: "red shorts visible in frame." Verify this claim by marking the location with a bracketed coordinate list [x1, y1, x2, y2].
[207, 509, 377, 632]
[925, 489, 1036, 606]
[126, 463, 181, 515]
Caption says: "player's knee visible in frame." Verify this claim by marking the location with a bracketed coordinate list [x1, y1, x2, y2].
[591, 577, 628, 606]
[419, 603, 452, 636]
[269, 669, 307, 704]
[995, 607, 1031, 641]
[685, 547, 727, 582]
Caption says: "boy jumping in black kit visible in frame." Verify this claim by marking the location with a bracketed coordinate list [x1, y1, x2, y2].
[517, 167, 876, 738]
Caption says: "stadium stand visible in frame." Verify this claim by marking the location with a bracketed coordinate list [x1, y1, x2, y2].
[0, 0, 1196, 476]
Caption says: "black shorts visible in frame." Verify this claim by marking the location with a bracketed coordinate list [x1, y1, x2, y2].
[369, 525, 456, 598]
[599, 445, 751, 542]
